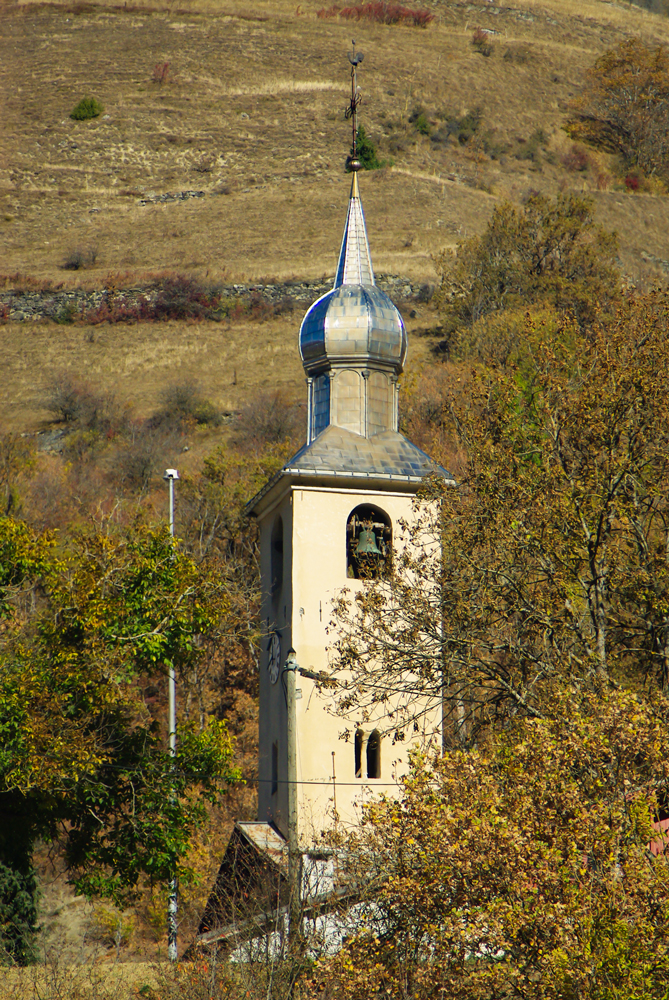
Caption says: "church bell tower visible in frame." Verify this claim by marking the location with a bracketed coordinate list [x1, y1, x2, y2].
[247, 164, 451, 845]
[196, 58, 455, 948]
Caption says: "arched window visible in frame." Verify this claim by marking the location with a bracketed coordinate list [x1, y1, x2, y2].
[367, 730, 381, 779]
[346, 504, 392, 580]
[271, 516, 283, 605]
[271, 742, 278, 796]
[354, 730, 364, 778]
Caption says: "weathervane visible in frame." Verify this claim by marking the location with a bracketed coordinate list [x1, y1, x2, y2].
[345, 40, 364, 171]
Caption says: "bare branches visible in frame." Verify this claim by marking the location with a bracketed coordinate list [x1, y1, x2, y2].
[328, 296, 669, 740]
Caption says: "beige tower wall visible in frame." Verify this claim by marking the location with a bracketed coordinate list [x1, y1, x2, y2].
[257, 482, 441, 847]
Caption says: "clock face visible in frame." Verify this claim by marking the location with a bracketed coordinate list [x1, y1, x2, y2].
[268, 632, 281, 685]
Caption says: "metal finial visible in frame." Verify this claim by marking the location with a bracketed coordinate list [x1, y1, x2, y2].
[344, 39, 363, 171]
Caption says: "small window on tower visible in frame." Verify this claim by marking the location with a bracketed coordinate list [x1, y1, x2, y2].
[271, 742, 278, 796]
[354, 729, 364, 778]
[346, 504, 392, 580]
[271, 516, 284, 606]
[367, 730, 381, 779]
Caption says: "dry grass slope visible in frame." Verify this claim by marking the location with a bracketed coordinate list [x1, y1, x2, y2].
[2, 0, 669, 434]
[3, 0, 669, 289]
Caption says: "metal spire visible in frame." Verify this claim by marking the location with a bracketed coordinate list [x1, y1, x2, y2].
[334, 171, 374, 287]
[335, 41, 374, 287]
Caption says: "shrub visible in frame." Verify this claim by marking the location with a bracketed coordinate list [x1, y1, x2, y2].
[45, 375, 91, 423]
[346, 125, 383, 171]
[44, 374, 121, 433]
[561, 143, 590, 172]
[566, 39, 669, 179]
[54, 302, 80, 324]
[79, 280, 296, 327]
[233, 390, 303, 451]
[114, 424, 183, 491]
[152, 275, 222, 321]
[317, 2, 434, 26]
[472, 26, 493, 56]
[83, 295, 145, 325]
[62, 245, 98, 270]
[434, 192, 620, 328]
[91, 904, 134, 958]
[514, 128, 547, 162]
[409, 108, 431, 136]
[152, 61, 169, 85]
[442, 107, 483, 145]
[0, 861, 38, 966]
[70, 96, 104, 120]
[159, 379, 222, 427]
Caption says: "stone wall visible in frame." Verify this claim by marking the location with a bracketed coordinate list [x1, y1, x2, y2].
[0, 276, 430, 323]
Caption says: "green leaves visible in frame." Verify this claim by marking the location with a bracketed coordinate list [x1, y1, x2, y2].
[0, 513, 242, 928]
[65, 718, 238, 904]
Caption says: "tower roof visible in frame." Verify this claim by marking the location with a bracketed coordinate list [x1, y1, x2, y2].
[334, 172, 374, 287]
[245, 425, 454, 517]
[298, 174, 407, 378]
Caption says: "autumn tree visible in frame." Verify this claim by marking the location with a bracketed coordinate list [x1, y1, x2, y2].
[0, 515, 244, 962]
[315, 690, 669, 1000]
[0, 434, 35, 517]
[566, 38, 669, 179]
[175, 444, 291, 728]
[329, 293, 669, 741]
[434, 193, 619, 329]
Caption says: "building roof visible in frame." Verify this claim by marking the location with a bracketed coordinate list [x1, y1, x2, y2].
[246, 426, 454, 515]
[286, 425, 452, 480]
[334, 171, 374, 288]
[298, 173, 407, 377]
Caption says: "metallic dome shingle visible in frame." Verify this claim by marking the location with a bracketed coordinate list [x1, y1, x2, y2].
[299, 174, 407, 376]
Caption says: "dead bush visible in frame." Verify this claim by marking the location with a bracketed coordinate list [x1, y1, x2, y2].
[232, 390, 304, 451]
[561, 144, 590, 172]
[44, 375, 121, 434]
[152, 275, 222, 321]
[472, 27, 493, 57]
[62, 246, 98, 270]
[152, 61, 169, 85]
[317, 2, 434, 26]
[113, 423, 184, 492]
[157, 379, 222, 428]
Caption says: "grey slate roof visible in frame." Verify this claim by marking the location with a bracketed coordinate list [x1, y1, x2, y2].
[246, 426, 454, 515]
[285, 425, 452, 480]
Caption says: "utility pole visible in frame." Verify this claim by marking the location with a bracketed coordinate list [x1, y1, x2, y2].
[163, 468, 179, 963]
[284, 648, 302, 957]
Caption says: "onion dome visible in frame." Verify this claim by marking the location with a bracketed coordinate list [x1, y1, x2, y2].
[299, 173, 408, 443]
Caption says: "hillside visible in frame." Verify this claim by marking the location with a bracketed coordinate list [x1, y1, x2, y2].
[3, 0, 669, 436]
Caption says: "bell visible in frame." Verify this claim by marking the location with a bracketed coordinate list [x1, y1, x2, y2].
[356, 528, 382, 556]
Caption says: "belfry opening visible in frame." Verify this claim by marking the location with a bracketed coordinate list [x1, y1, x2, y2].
[346, 503, 392, 579]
